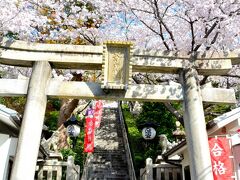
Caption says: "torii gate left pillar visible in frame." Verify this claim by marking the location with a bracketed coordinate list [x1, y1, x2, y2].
[10, 61, 51, 180]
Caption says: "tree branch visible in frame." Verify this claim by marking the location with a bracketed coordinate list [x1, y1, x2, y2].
[129, 7, 170, 50]
[79, 32, 96, 45]
[163, 102, 184, 126]
[200, 76, 209, 85]
[159, 23, 170, 50]
[193, 19, 221, 52]
[153, 0, 178, 50]
[190, 21, 195, 52]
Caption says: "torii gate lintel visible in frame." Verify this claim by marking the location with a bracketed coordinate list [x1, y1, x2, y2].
[0, 79, 236, 104]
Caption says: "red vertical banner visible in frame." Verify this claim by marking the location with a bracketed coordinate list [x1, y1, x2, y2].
[208, 137, 234, 180]
[94, 100, 103, 128]
[84, 117, 95, 153]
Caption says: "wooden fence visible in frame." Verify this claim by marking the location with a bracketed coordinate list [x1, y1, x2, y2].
[35, 156, 80, 180]
[140, 158, 182, 180]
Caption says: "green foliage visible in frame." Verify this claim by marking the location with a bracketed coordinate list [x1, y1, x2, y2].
[121, 103, 129, 110]
[44, 98, 62, 130]
[122, 101, 235, 178]
[5, 31, 19, 39]
[47, 98, 61, 111]
[60, 130, 86, 174]
[128, 127, 141, 138]
[122, 107, 141, 140]
[71, 135, 86, 167]
[45, 111, 59, 131]
[0, 97, 26, 114]
[122, 102, 178, 178]
[136, 102, 177, 139]
[133, 153, 144, 170]
[0, 97, 5, 104]
[0, 70, 7, 78]
[122, 108, 143, 176]
[205, 104, 233, 122]
[51, 99, 61, 110]
[61, 148, 76, 160]
[236, 85, 240, 105]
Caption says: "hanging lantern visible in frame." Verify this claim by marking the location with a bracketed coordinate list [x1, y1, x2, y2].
[66, 125, 80, 137]
[142, 127, 156, 140]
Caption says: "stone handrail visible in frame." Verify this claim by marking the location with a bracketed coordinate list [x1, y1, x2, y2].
[80, 153, 91, 180]
[140, 158, 182, 180]
[140, 158, 152, 180]
[118, 101, 137, 180]
[36, 156, 80, 180]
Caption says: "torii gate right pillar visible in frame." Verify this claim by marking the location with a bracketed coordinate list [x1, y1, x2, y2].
[181, 68, 214, 180]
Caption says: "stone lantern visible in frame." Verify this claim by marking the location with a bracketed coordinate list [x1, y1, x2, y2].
[172, 121, 185, 142]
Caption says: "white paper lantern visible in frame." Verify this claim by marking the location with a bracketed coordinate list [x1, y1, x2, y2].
[142, 127, 156, 140]
[66, 125, 80, 137]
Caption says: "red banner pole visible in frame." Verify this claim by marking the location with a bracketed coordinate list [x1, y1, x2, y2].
[94, 100, 103, 128]
[84, 117, 95, 153]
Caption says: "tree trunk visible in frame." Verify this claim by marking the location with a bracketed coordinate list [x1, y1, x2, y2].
[57, 99, 79, 127]
[56, 73, 83, 149]
[57, 72, 83, 127]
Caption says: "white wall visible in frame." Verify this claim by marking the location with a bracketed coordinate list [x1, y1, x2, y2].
[181, 149, 190, 180]
[0, 134, 18, 180]
[233, 144, 240, 179]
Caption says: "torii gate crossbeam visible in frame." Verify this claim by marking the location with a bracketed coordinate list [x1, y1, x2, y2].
[0, 79, 236, 104]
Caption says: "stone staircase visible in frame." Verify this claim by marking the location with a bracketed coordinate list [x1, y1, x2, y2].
[82, 107, 130, 180]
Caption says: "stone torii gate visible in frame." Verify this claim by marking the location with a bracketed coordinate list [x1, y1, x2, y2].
[0, 38, 239, 180]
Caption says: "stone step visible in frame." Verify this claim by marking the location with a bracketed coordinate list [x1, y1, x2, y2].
[89, 158, 127, 164]
[90, 157, 126, 162]
[83, 106, 130, 180]
[88, 171, 129, 177]
[90, 155, 127, 162]
[89, 161, 128, 166]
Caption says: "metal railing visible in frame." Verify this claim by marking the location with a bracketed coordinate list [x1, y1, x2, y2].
[118, 101, 137, 180]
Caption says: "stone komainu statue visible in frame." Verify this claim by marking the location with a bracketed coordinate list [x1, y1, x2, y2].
[159, 134, 172, 154]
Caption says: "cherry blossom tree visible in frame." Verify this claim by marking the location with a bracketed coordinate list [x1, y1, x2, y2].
[97, 0, 240, 121]
[1, 0, 240, 52]
[0, 0, 102, 44]
[99, 0, 240, 52]
[0, 0, 240, 125]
